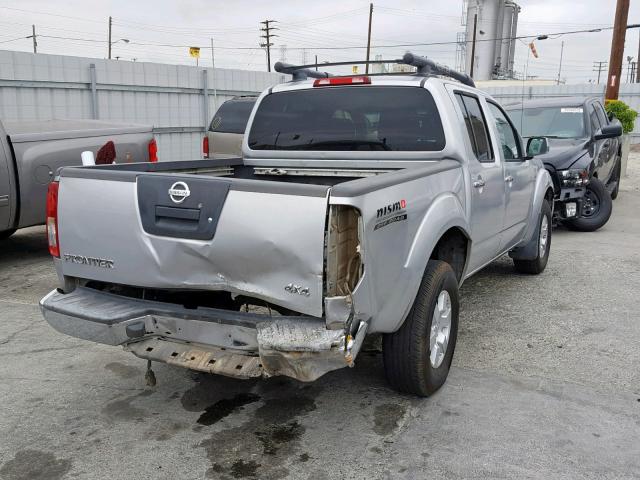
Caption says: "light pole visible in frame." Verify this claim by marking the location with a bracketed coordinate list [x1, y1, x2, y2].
[109, 38, 129, 59]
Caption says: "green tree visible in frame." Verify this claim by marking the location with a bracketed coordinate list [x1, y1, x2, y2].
[604, 100, 637, 134]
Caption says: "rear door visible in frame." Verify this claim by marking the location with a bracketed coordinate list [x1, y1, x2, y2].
[453, 91, 505, 272]
[486, 101, 535, 250]
[56, 172, 329, 317]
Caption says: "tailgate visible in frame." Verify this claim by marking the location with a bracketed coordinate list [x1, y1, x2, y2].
[56, 172, 329, 317]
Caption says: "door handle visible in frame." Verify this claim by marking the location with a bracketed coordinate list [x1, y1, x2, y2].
[473, 178, 486, 188]
[505, 175, 514, 183]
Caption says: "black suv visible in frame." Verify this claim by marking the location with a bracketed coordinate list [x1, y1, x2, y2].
[506, 97, 622, 231]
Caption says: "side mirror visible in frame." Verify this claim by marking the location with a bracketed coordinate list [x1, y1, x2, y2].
[594, 123, 622, 140]
[526, 136, 549, 157]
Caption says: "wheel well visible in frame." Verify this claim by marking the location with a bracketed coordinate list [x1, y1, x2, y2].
[430, 228, 468, 283]
[545, 187, 554, 204]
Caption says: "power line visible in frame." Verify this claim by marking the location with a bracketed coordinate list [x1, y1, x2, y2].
[0, 35, 28, 44]
[31, 23, 634, 53]
[0, 6, 103, 23]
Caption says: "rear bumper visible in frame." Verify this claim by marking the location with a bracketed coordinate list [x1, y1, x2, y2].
[39, 287, 367, 382]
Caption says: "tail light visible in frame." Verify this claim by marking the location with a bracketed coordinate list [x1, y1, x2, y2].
[46, 181, 60, 258]
[148, 138, 158, 162]
[202, 136, 210, 159]
[313, 76, 371, 87]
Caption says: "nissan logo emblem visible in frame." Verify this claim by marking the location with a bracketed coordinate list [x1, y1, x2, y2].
[168, 181, 190, 204]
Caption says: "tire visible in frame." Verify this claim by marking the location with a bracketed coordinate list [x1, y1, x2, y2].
[513, 199, 552, 275]
[610, 158, 621, 200]
[567, 178, 612, 232]
[383, 260, 459, 397]
[0, 229, 16, 240]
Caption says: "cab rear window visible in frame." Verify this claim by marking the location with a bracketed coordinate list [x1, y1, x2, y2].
[248, 86, 445, 152]
[209, 99, 256, 134]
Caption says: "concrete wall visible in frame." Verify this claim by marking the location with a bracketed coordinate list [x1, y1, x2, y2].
[0, 50, 284, 160]
[483, 82, 640, 142]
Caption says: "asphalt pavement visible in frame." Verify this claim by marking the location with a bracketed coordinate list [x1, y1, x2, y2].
[0, 156, 639, 480]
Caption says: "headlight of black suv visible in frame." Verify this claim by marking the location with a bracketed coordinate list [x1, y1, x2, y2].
[559, 169, 589, 187]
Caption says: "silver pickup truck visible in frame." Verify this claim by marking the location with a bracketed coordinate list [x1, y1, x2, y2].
[40, 54, 554, 396]
[0, 119, 156, 239]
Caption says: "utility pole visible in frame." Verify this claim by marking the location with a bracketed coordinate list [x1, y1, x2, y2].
[260, 20, 277, 72]
[365, 3, 373, 74]
[108, 16, 112, 59]
[26, 25, 37, 53]
[593, 61, 608, 84]
[470, 13, 478, 77]
[315, 54, 318, 71]
[636, 30, 640, 82]
[556, 41, 564, 85]
[605, 0, 630, 100]
[211, 37, 218, 111]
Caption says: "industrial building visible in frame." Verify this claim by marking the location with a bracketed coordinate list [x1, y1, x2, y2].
[459, 0, 521, 81]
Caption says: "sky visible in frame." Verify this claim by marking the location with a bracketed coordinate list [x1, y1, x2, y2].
[1, 0, 640, 84]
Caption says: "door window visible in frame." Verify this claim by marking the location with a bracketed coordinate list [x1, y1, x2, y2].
[595, 103, 609, 127]
[455, 93, 493, 162]
[589, 106, 601, 134]
[487, 102, 522, 161]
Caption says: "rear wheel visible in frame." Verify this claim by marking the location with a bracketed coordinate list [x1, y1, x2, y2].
[567, 178, 612, 232]
[383, 260, 459, 397]
[0, 229, 16, 240]
[514, 199, 552, 274]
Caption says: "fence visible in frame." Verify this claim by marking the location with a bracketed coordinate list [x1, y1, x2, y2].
[0, 50, 284, 160]
[483, 82, 640, 142]
[2, 50, 640, 151]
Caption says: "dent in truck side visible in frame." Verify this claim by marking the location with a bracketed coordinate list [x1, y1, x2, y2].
[330, 161, 470, 334]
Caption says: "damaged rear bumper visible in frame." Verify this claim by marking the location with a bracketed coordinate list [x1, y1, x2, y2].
[39, 287, 367, 382]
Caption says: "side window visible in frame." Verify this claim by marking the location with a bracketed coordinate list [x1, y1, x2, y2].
[595, 103, 608, 127]
[589, 105, 601, 134]
[487, 102, 522, 161]
[454, 93, 493, 162]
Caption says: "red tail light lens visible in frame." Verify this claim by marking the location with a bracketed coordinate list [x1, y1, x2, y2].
[46, 181, 60, 258]
[148, 138, 158, 162]
[203, 136, 210, 159]
[313, 76, 371, 87]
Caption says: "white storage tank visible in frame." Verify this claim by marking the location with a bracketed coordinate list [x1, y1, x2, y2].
[464, 0, 519, 80]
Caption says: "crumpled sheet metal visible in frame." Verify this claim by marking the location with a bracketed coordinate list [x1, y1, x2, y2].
[256, 319, 368, 382]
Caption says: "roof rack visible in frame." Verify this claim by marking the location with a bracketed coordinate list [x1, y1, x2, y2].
[274, 52, 475, 88]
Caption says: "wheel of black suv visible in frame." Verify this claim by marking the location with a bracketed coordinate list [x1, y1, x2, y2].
[0, 229, 16, 240]
[514, 199, 552, 275]
[610, 158, 621, 200]
[383, 260, 459, 397]
[567, 178, 612, 232]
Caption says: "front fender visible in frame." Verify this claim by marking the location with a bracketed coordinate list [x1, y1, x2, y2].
[372, 192, 470, 333]
[510, 167, 553, 260]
